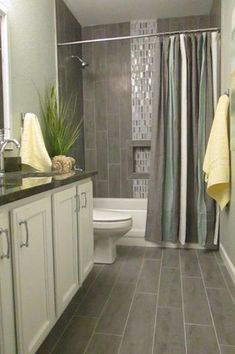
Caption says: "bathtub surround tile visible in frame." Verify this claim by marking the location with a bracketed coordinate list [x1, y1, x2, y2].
[84, 149, 97, 171]
[136, 259, 161, 293]
[84, 100, 96, 149]
[108, 164, 121, 198]
[85, 333, 121, 354]
[96, 131, 108, 180]
[107, 114, 121, 164]
[120, 292, 156, 354]
[96, 281, 135, 335]
[153, 307, 185, 354]
[180, 249, 201, 277]
[158, 267, 182, 307]
[145, 247, 162, 260]
[120, 148, 132, 198]
[133, 179, 149, 198]
[95, 81, 108, 130]
[157, 15, 211, 32]
[198, 255, 226, 288]
[162, 248, 180, 268]
[182, 277, 212, 325]
[186, 324, 220, 354]
[52, 316, 97, 354]
[207, 288, 235, 346]
[96, 180, 109, 198]
[82, 22, 131, 198]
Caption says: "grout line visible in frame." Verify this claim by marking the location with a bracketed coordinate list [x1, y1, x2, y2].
[117, 247, 147, 354]
[135, 291, 158, 295]
[95, 331, 123, 337]
[151, 247, 163, 354]
[204, 286, 227, 290]
[213, 253, 235, 305]
[196, 252, 222, 354]
[179, 249, 188, 354]
[181, 275, 202, 279]
[49, 265, 104, 353]
[83, 246, 133, 354]
[184, 322, 215, 327]
[220, 344, 235, 348]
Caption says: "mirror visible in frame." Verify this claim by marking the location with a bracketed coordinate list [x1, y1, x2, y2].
[0, 3, 10, 139]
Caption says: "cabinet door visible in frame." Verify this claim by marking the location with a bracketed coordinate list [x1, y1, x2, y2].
[78, 180, 94, 283]
[12, 197, 55, 354]
[53, 187, 79, 316]
[0, 212, 16, 354]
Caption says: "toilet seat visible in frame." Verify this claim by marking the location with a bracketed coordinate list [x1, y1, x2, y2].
[93, 209, 132, 222]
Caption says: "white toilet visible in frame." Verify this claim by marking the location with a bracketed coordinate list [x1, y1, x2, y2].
[93, 208, 133, 264]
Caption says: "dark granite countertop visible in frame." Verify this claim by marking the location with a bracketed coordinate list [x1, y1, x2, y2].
[0, 170, 97, 206]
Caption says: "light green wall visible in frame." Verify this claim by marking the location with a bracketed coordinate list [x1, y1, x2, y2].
[220, 0, 235, 266]
[2, 0, 57, 140]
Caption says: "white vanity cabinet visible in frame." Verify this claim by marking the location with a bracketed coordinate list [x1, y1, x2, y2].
[0, 212, 16, 354]
[77, 179, 94, 283]
[52, 186, 79, 316]
[11, 197, 55, 354]
[0, 176, 95, 354]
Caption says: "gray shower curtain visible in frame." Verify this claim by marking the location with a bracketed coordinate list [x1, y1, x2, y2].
[145, 32, 220, 245]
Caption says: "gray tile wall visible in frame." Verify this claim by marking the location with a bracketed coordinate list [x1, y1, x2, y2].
[82, 23, 132, 197]
[83, 14, 220, 198]
[157, 15, 211, 32]
[55, 0, 85, 168]
[210, 0, 221, 28]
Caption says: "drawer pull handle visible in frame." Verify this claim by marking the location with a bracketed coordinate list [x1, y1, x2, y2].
[0, 228, 10, 259]
[81, 192, 87, 208]
[19, 221, 29, 248]
[77, 194, 80, 212]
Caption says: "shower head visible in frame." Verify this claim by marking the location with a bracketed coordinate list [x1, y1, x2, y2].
[70, 55, 89, 68]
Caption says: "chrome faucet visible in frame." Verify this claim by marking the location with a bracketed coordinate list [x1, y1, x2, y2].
[0, 139, 21, 174]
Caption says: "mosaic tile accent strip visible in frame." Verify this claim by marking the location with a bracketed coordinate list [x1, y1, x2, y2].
[131, 19, 157, 141]
[133, 179, 149, 198]
[134, 147, 151, 173]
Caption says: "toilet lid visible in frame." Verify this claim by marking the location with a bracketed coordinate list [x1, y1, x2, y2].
[93, 209, 132, 222]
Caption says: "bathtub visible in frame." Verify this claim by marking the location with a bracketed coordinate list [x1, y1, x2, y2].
[93, 198, 204, 249]
[93, 198, 156, 247]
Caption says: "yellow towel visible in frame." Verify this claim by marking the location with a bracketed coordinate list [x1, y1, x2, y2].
[203, 95, 230, 210]
[20, 113, 52, 171]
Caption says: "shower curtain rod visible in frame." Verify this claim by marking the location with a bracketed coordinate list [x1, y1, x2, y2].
[58, 27, 220, 46]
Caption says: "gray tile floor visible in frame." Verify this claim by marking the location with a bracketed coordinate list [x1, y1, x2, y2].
[37, 246, 235, 354]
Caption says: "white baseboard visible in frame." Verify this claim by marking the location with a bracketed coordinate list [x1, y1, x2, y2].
[220, 244, 235, 285]
[117, 236, 204, 249]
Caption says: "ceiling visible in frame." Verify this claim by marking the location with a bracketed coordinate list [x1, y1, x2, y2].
[64, 0, 213, 27]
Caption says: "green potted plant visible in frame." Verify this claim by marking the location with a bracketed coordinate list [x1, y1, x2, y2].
[40, 85, 83, 173]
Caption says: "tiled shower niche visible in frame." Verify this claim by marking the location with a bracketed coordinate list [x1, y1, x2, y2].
[133, 147, 151, 174]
